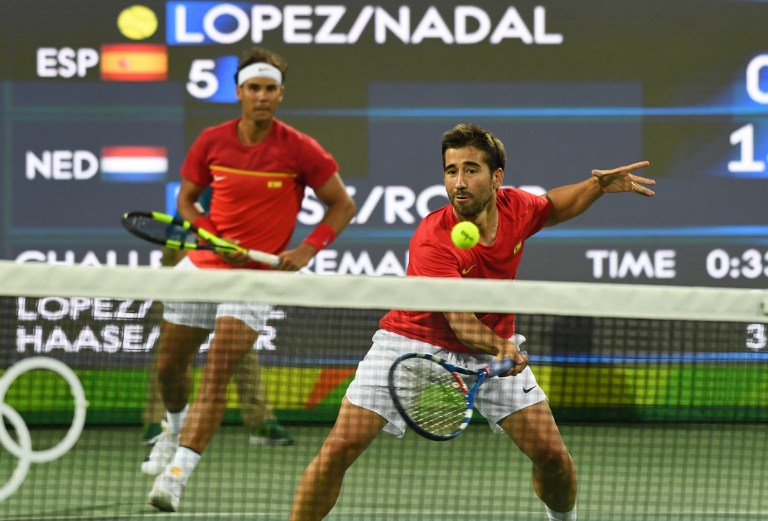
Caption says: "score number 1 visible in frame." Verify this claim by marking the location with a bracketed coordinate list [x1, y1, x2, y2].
[729, 124, 765, 174]
[728, 54, 768, 175]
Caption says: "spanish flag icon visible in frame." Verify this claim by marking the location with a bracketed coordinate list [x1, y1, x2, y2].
[100, 44, 167, 82]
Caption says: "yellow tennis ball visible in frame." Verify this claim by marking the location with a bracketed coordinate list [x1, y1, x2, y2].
[451, 221, 480, 249]
[117, 5, 158, 40]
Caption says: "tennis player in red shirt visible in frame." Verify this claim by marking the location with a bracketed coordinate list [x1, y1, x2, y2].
[145, 47, 356, 512]
[290, 123, 654, 521]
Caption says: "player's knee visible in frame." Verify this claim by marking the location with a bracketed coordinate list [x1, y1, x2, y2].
[534, 445, 574, 477]
[319, 434, 368, 470]
[156, 352, 185, 382]
[205, 344, 250, 378]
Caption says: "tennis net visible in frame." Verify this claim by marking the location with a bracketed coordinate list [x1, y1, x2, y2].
[0, 260, 766, 520]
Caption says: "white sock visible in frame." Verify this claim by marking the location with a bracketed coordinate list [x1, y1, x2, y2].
[169, 446, 201, 480]
[546, 504, 577, 520]
[166, 405, 188, 435]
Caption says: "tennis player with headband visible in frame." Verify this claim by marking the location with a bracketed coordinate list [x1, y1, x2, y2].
[145, 46, 356, 512]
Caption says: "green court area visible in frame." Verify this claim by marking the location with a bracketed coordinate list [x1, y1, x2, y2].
[2, 422, 766, 520]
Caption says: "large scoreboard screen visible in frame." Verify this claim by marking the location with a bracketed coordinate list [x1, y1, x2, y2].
[1, 0, 767, 287]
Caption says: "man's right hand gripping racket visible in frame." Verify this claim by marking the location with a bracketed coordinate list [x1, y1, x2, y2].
[388, 353, 520, 441]
[121, 211, 280, 267]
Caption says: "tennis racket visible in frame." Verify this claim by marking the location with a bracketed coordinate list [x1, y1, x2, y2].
[121, 211, 280, 267]
[388, 352, 520, 441]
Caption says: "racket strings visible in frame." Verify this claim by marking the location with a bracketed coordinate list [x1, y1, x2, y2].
[123, 212, 242, 254]
[147, 217, 205, 249]
[394, 358, 469, 436]
[127, 215, 189, 244]
[163, 224, 202, 250]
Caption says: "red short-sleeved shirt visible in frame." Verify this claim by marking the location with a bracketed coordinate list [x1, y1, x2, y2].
[379, 188, 553, 353]
[182, 118, 338, 269]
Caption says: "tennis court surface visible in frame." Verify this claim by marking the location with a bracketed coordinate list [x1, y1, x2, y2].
[1, 262, 767, 519]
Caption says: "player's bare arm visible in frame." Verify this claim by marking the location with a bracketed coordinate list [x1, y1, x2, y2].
[545, 160, 653, 226]
[310, 173, 357, 236]
[443, 311, 528, 376]
[176, 178, 208, 224]
[174, 178, 251, 266]
[277, 173, 356, 271]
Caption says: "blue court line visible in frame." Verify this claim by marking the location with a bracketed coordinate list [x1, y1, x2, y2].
[280, 105, 768, 118]
[334, 225, 768, 240]
[10, 225, 768, 240]
[535, 352, 768, 364]
[535, 225, 768, 239]
[274, 352, 768, 367]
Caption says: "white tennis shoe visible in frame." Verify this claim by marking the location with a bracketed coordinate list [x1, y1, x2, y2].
[141, 422, 178, 475]
[147, 466, 186, 512]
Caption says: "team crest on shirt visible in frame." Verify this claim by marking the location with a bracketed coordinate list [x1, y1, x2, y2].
[267, 181, 282, 188]
[514, 241, 522, 255]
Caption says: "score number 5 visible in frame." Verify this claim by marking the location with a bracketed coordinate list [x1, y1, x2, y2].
[186, 57, 239, 104]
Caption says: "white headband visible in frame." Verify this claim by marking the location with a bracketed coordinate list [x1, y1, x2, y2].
[237, 62, 283, 86]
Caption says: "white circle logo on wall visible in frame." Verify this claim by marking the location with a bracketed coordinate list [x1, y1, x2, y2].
[0, 357, 88, 501]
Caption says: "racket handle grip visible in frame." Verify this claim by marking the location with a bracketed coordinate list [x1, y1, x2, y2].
[485, 351, 528, 377]
[247, 250, 281, 268]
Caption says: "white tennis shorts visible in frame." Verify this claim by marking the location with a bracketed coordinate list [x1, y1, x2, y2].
[346, 329, 547, 437]
[162, 256, 272, 332]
